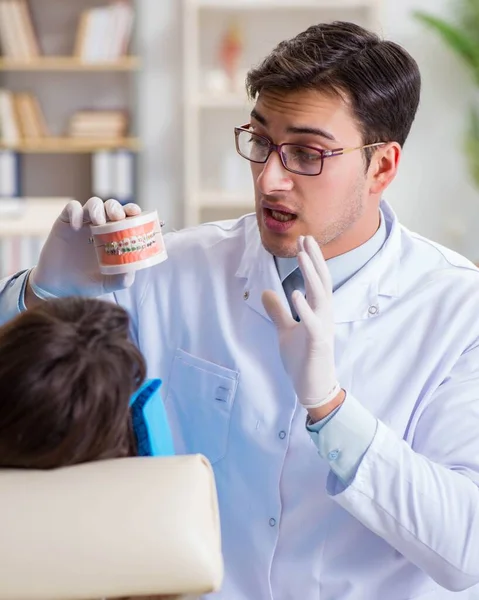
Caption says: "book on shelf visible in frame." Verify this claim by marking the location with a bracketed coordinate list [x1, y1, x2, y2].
[68, 110, 129, 139]
[0, 89, 20, 144]
[0, 89, 49, 143]
[74, 1, 134, 63]
[0, 0, 40, 60]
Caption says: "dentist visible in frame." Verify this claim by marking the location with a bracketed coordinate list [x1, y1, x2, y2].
[2, 21, 479, 600]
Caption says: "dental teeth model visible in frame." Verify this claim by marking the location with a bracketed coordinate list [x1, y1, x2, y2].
[104, 232, 157, 256]
[89, 210, 168, 275]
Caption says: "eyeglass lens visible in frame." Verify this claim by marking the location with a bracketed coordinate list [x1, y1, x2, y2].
[236, 129, 324, 175]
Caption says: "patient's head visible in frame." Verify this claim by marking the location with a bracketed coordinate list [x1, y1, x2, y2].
[0, 297, 146, 469]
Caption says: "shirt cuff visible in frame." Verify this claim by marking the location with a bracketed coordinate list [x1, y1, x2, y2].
[0, 270, 30, 325]
[306, 393, 378, 485]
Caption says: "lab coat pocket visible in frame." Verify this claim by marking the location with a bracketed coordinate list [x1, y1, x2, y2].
[165, 348, 239, 464]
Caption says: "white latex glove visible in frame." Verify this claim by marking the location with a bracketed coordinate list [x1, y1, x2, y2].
[29, 197, 142, 299]
[262, 235, 341, 409]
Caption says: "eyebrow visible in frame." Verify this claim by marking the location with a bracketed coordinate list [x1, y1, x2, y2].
[250, 108, 338, 142]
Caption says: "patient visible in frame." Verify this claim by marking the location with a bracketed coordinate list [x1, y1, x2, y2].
[0, 296, 144, 469]
[0, 297, 173, 600]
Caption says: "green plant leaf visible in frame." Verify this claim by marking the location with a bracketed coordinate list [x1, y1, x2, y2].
[413, 11, 479, 80]
[459, 0, 479, 39]
[465, 107, 479, 188]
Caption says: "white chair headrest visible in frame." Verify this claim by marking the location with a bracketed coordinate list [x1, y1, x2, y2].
[0, 454, 223, 599]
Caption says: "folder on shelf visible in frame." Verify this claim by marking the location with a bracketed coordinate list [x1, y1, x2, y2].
[92, 150, 114, 199]
[0, 150, 21, 198]
[91, 149, 135, 205]
[114, 149, 135, 205]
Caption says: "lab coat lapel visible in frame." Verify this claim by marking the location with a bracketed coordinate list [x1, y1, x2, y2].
[235, 220, 288, 323]
[333, 201, 402, 323]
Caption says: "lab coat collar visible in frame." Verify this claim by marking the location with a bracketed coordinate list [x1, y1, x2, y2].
[236, 200, 401, 324]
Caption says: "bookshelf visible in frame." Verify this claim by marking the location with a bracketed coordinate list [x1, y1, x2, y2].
[0, 0, 138, 277]
[182, 0, 382, 226]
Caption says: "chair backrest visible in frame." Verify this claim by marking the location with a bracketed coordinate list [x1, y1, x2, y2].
[0, 454, 223, 600]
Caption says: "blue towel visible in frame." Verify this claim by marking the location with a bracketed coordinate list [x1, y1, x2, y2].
[129, 379, 175, 457]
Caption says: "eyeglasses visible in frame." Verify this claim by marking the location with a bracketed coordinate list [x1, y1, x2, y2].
[234, 123, 385, 176]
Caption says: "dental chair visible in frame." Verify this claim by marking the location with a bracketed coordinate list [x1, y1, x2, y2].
[0, 454, 223, 600]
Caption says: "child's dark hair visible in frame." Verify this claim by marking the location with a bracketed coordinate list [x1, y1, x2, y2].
[0, 297, 146, 469]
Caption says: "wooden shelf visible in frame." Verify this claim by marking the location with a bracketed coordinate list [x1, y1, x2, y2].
[0, 137, 141, 153]
[0, 56, 140, 72]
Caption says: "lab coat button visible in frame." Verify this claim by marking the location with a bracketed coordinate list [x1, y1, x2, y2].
[328, 449, 340, 461]
[278, 430, 286, 439]
[243, 290, 250, 300]
[269, 518, 276, 527]
[368, 305, 379, 315]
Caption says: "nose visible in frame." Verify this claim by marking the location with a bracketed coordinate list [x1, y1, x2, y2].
[255, 150, 294, 195]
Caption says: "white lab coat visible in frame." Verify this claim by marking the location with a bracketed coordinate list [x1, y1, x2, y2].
[2, 201, 479, 599]
[111, 201, 479, 599]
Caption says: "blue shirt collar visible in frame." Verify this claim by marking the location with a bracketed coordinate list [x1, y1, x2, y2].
[275, 209, 388, 292]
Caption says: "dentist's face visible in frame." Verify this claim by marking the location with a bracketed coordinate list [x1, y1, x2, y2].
[250, 88, 396, 259]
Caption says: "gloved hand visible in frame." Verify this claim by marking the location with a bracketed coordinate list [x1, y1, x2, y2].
[29, 197, 142, 299]
[262, 235, 341, 409]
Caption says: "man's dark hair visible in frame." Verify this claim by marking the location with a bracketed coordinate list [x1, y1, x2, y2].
[0, 297, 146, 469]
[246, 21, 421, 161]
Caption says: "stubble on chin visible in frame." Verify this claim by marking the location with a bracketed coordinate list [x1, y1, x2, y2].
[259, 230, 299, 259]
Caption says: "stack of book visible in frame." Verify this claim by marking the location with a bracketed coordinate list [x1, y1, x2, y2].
[68, 110, 129, 140]
[0, 0, 40, 60]
[74, 1, 134, 62]
[0, 89, 49, 144]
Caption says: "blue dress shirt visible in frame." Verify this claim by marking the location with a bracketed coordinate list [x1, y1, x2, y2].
[275, 210, 387, 484]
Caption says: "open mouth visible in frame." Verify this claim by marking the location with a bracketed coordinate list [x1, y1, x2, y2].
[266, 208, 297, 222]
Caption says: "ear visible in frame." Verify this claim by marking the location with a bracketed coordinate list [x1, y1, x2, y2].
[368, 142, 401, 195]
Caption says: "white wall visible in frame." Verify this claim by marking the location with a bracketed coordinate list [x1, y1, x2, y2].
[136, 0, 183, 231]
[123, 0, 479, 259]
